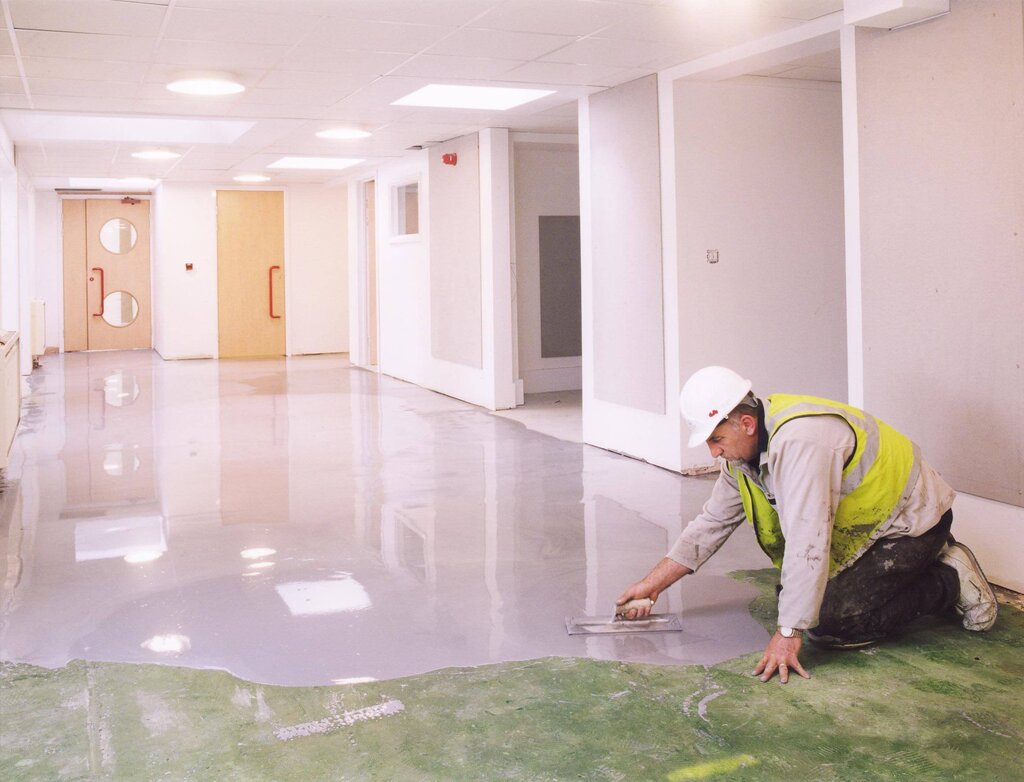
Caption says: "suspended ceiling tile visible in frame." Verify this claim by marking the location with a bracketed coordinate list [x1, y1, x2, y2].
[25, 95, 145, 113]
[161, 6, 323, 46]
[127, 98, 246, 118]
[289, 0, 505, 26]
[768, 0, 845, 21]
[0, 95, 30, 109]
[153, 38, 293, 70]
[426, 28, 575, 61]
[319, 105, 419, 124]
[391, 54, 523, 81]
[504, 60, 648, 88]
[254, 70, 373, 94]
[0, 56, 19, 77]
[607, 4, 795, 46]
[299, 19, 457, 54]
[8, 0, 167, 37]
[27, 78, 139, 99]
[774, 65, 841, 82]
[233, 86, 353, 108]
[788, 48, 841, 69]
[135, 81, 245, 105]
[539, 36, 686, 69]
[0, 77, 24, 94]
[15, 30, 156, 61]
[225, 103, 325, 120]
[21, 57, 145, 84]
[468, 0, 640, 37]
[143, 63, 266, 86]
[272, 48, 408, 77]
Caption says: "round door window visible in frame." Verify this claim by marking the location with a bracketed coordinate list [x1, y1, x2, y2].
[99, 218, 138, 254]
[102, 291, 139, 328]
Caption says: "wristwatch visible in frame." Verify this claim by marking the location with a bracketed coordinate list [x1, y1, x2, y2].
[778, 626, 801, 638]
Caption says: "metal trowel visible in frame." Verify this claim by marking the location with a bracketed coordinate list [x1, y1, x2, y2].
[565, 598, 683, 635]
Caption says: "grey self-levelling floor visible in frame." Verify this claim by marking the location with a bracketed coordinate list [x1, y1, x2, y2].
[0, 351, 768, 686]
[3, 352, 1021, 781]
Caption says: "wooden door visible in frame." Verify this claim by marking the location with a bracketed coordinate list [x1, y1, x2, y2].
[63, 198, 152, 352]
[217, 190, 286, 358]
[85, 199, 152, 350]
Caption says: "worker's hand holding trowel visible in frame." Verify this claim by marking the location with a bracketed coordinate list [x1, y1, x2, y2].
[616, 557, 694, 619]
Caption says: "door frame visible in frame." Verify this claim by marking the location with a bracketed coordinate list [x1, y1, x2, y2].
[59, 193, 155, 354]
[351, 176, 379, 369]
[213, 186, 291, 359]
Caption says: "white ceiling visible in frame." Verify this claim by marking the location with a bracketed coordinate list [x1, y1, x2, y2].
[0, 0, 843, 188]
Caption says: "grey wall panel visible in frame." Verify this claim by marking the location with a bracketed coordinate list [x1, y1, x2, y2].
[674, 78, 846, 408]
[856, 0, 1024, 506]
[538, 215, 582, 358]
[429, 134, 482, 369]
[589, 75, 666, 414]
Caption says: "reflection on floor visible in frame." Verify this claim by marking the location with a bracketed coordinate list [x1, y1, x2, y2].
[0, 351, 766, 687]
[493, 390, 583, 443]
[1, 351, 1020, 779]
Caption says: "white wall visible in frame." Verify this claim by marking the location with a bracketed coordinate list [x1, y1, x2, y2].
[0, 119, 19, 336]
[375, 153, 430, 385]
[287, 184, 348, 356]
[33, 191, 61, 350]
[132, 182, 350, 361]
[848, 0, 1024, 589]
[152, 183, 219, 360]
[675, 77, 847, 468]
[580, 76, 683, 471]
[372, 131, 516, 411]
[513, 140, 581, 394]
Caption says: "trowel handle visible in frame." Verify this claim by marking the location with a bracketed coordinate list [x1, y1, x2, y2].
[615, 597, 653, 618]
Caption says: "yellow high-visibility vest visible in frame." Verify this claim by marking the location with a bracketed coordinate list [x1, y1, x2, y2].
[725, 394, 920, 576]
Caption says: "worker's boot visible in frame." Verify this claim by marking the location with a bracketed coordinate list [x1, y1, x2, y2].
[938, 542, 998, 631]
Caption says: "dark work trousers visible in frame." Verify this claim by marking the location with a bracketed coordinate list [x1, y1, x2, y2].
[807, 509, 958, 646]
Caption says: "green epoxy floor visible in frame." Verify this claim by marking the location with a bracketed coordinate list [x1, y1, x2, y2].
[3, 570, 1021, 782]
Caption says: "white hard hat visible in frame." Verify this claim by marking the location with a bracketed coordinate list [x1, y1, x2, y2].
[679, 366, 752, 448]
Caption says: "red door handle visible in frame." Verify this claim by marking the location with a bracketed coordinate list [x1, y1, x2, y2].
[91, 267, 105, 316]
[269, 265, 282, 319]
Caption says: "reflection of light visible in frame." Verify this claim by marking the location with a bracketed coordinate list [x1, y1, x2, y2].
[275, 578, 371, 616]
[240, 548, 276, 559]
[103, 445, 141, 476]
[332, 676, 377, 685]
[124, 549, 163, 564]
[248, 562, 274, 570]
[75, 516, 167, 562]
[141, 634, 190, 654]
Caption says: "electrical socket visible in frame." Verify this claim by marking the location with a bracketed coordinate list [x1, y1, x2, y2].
[706, 250, 719, 264]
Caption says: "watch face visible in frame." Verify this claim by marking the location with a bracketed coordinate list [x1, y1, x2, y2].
[780, 626, 794, 637]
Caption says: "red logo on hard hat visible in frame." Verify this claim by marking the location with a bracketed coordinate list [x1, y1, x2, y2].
[708, 409, 718, 417]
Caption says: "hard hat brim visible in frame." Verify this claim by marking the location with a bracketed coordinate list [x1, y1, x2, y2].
[687, 417, 724, 449]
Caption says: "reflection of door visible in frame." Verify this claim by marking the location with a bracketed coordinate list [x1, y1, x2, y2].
[62, 198, 152, 351]
[217, 190, 286, 358]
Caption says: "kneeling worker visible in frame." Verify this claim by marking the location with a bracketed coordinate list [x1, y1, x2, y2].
[618, 366, 998, 684]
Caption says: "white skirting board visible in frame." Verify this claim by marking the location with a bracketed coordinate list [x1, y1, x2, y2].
[522, 365, 582, 394]
[951, 493, 1023, 593]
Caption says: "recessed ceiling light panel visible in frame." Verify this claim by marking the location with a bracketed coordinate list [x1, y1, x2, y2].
[392, 84, 555, 111]
[131, 149, 181, 160]
[167, 77, 245, 96]
[267, 156, 364, 171]
[233, 174, 272, 183]
[316, 128, 372, 140]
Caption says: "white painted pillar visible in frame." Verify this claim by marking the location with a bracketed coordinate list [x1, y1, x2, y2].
[479, 128, 516, 411]
[841, 24, 865, 408]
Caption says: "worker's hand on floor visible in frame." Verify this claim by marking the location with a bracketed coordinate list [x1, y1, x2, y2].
[753, 632, 811, 684]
